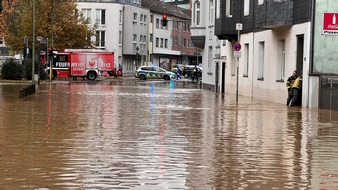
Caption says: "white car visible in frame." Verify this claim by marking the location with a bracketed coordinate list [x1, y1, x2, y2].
[135, 66, 176, 80]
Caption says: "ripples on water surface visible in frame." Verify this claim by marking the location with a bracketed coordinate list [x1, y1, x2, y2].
[0, 80, 338, 190]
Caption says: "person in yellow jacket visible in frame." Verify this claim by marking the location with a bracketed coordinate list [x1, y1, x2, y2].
[286, 70, 297, 105]
[290, 75, 302, 106]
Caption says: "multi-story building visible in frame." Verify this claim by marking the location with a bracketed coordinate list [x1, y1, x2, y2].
[191, 0, 338, 110]
[214, 0, 313, 106]
[190, 0, 222, 91]
[77, 0, 193, 74]
[76, 0, 147, 73]
[142, 0, 194, 70]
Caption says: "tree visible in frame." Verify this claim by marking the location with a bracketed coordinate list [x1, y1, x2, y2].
[4, 0, 95, 53]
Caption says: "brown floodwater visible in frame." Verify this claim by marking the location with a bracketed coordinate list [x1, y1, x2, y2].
[0, 79, 338, 190]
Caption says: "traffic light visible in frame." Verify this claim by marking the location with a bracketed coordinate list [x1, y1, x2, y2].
[0, 0, 3, 13]
[162, 13, 168, 27]
[48, 47, 53, 57]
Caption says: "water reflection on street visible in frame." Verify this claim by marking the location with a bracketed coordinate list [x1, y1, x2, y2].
[1, 79, 338, 190]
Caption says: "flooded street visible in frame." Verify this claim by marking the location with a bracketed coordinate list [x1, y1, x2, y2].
[1, 79, 338, 190]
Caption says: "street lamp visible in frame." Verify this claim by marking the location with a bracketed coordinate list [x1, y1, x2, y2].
[36, 36, 43, 84]
[136, 46, 140, 69]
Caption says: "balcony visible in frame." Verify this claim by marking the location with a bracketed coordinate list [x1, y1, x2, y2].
[255, 0, 293, 29]
[190, 26, 206, 48]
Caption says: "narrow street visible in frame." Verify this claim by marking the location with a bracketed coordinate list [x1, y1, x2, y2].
[0, 78, 338, 190]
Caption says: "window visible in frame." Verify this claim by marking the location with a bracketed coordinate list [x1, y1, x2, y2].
[208, 46, 212, 69]
[258, 42, 265, 80]
[156, 19, 159, 28]
[150, 34, 153, 42]
[140, 35, 143, 43]
[194, 1, 200, 25]
[209, 0, 214, 24]
[244, 0, 250, 16]
[82, 9, 91, 24]
[144, 15, 147, 23]
[216, 0, 220, 19]
[150, 15, 153, 23]
[243, 44, 249, 77]
[160, 38, 163, 47]
[276, 40, 285, 81]
[119, 31, 122, 44]
[133, 13, 137, 22]
[119, 10, 122, 23]
[226, 0, 233, 17]
[258, 0, 264, 5]
[156, 38, 159, 47]
[140, 14, 143, 23]
[95, 31, 105, 47]
[96, 9, 106, 25]
[184, 39, 187, 48]
[165, 39, 168, 48]
[133, 34, 137, 43]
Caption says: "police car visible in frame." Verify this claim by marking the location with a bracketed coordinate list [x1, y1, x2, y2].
[135, 66, 176, 80]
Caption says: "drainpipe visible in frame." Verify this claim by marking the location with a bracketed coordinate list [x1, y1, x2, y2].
[122, 6, 125, 71]
[307, 0, 316, 108]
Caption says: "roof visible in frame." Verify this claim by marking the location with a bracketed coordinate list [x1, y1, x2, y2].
[141, 0, 190, 20]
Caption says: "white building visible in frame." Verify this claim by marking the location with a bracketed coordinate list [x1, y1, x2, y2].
[190, 0, 221, 91]
[76, 1, 148, 73]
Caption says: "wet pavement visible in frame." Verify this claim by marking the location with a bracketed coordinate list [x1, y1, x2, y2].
[0, 78, 338, 190]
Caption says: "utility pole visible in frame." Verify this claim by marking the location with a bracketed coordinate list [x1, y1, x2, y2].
[31, 0, 36, 83]
[235, 23, 242, 104]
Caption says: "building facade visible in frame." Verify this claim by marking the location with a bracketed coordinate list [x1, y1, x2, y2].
[77, 0, 193, 74]
[142, 0, 194, 70]
[191, 0, 316, 106]
[190, 0, 222, 91]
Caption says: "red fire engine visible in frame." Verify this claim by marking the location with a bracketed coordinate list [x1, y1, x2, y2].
[41, 49, 119, 80]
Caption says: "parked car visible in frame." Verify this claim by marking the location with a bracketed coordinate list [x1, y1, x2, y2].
[135, 66, 176, 80]
[182, 65, 202, 78]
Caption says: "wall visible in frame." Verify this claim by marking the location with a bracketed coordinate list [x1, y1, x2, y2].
[223, 23, 311, 105]
[313, 1, 338, 74]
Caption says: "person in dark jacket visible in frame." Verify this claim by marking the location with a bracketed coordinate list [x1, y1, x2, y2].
[192, 66, 199, 82]
[286, 70, 297, 106]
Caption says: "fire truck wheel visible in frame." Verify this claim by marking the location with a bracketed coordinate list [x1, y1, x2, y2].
[86, 71, 97, 80]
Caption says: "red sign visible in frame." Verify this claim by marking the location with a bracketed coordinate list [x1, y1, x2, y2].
[234, 42, 241, 51]
[323, 13, 338, 35]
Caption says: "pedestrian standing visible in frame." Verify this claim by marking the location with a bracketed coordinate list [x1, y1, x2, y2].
[290, 74, 303, 106]
[286, 70, 297, 106]
[192, 66, 198, 82]
[176, 66, 181, 80]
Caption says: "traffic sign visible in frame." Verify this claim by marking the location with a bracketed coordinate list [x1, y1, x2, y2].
[234, 42, 241, 51]
[234, 51, 242, 58]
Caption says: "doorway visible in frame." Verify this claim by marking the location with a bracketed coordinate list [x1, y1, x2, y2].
[296, 35, 304, 74]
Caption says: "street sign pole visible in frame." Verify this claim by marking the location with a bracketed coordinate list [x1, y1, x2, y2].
[235, 23, 242, 104]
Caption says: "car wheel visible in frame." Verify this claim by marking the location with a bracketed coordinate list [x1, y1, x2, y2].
[139, 75, 146, 80]
[163, 75, 170, 80]
[184, 73, 189, 78]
